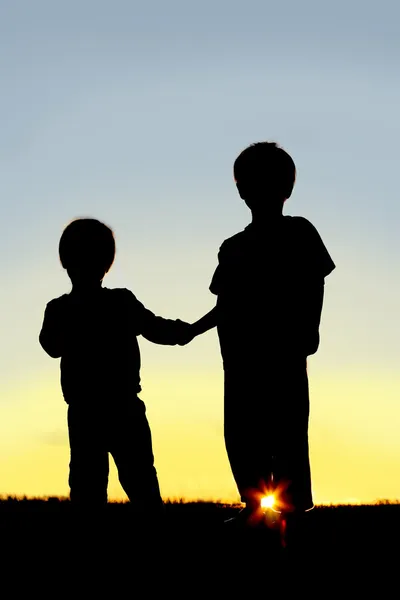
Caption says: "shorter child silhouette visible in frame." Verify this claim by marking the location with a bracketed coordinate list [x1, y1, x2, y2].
[40, 218, 191, 512]
[189, 142, 335, 541]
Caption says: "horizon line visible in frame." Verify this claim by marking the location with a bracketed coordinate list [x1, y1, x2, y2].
[1, 495, 400, 507]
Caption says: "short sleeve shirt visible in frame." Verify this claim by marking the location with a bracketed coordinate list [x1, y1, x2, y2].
[209, 216, 335, 366]
[210, 216, 335, 297]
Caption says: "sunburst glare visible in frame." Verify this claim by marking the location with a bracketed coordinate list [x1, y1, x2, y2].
[261, 495, 275, 509]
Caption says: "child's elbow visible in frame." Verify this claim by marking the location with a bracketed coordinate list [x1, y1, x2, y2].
[39, 333, 62, 358]
[305, 332, 320, 356]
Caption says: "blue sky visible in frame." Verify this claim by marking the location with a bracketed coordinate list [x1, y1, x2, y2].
[1, 0, 400, 502]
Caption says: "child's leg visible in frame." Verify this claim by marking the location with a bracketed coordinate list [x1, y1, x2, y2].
[67, 405, 109, 506]
[273, 436, 313, 514]
[223, 363, 312, 511]
[272, 359, 313, 513]
[224, 372, 274, 518]
[271, 360, 314, 548]
[225, 419, 273, 511]
[109, 398, 163, 512]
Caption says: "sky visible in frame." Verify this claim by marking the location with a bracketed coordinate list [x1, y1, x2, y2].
[0, 0, 400, 504]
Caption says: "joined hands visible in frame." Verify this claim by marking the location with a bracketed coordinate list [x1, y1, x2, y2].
[175, 320, 196, 346]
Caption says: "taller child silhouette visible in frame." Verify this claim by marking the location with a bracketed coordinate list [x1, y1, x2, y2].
[189, 142, 335, 536]
[40, 218, 190, 512]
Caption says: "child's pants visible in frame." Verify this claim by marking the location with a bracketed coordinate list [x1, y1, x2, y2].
[67, 397, 162, 509]
[223, 358, 313, 512]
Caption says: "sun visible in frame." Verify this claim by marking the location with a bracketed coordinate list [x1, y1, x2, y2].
[261, 495, 275, 510]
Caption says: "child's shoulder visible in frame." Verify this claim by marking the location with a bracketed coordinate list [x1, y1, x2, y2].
[103, 286, 132, 295]
[46, 293, 70, 309]
[287, 215, 319, 232]
[47, 288, 137, 308]
[218, 230, 247, 254]
[283, 215, 327, 246]
[218, 217, 316, 247]
[287, 215, 335, 276]
[217, 216, 325, 256]
[102, 287, 140, 306]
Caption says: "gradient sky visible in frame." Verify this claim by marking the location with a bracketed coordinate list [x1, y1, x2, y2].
[1, 0, 400, 504]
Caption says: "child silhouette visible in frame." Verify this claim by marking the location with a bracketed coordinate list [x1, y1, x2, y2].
[40, 218, 191, 513]
[190, 142, 335, 541]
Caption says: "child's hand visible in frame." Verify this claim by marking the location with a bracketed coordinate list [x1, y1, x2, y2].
[175, 320, 196, 346]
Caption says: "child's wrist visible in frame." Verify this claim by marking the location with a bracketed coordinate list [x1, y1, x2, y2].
[190, 323, 200, 337]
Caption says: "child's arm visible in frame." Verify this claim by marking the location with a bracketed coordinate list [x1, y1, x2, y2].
[302, 280, 325, 356]
[129, 290, 217, 346]
[141, 311, 192, 346]
[141, 305, 218, 346]
[296, 217, 335, 356]
[131, 293, 192, 346]
[190, 306, 218, 338]
[39, 300, 65, 358]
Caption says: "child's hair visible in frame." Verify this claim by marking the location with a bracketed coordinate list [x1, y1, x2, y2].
[233, 142, 296, 200]
[59, 218, 116, 275]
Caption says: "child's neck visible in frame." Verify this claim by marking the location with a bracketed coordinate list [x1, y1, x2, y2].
[251, 207, 284, 225]
[71, 280, 103, 294]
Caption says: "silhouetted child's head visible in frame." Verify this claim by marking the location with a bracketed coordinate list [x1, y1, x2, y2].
[233, 142, 296, 214]
[59, 218, 115, 287]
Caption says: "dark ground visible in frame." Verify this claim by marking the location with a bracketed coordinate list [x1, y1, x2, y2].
[0, 498, 399, 593]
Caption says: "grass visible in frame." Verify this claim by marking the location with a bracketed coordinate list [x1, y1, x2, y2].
[0, 497, 399, 591]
